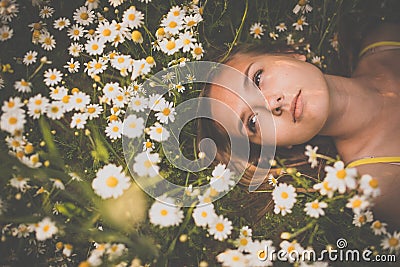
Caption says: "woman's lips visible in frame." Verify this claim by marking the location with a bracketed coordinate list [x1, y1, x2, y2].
[291, 90, 303, 123]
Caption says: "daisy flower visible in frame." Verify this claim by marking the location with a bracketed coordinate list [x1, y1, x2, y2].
[10, 176, 30, 192]
[305, 145, 318, 168]
[381, 231, 400, 253]
[53, 17, 70, 30]
[44, 68, 63, 87]
[240, 226, 252, 238]
[92, 164, 131, 199]
[96, 21, 118, 43]
[155, 101, 176, 124]
[68, 24, 86, 41]
[312, 56, 323, 68]
[208, 215, 233, 241]
[49, 86, 68, 100]
[68, 42, 83, 57]
[64, 59, 80, 73]
[313, 180, 334, 198]
[293, 16, 308, 31]
[27, 94, 49, 119]
[85, 58, 108, 76]
[183, 14, 203, 29]
[133, 151, 160, 177]
[235, 236, 252, 253]
[168, 6, 185, 20]
[247, 239, 275, 266]
[346, 195, 370, 214]
[159, 37, 182, 55]
[85, 38, 105, 56]
[155, 27, 167, 40]
[148, 94, 166, 111]
[131, 30, 143, 44]
[272, 183, 297, 209]
[352, 210, 373, 227]
[276, 22, 287, 32]
[2, 97, 23, 113]
[269, 32, 279, 40]
[105, 120, 123, 140]
[142, 139, 154, 151]
[371, 220, 387, 236]
[161, 15, 183, 35]
[39, 6, 54, 18]
[359, 174, 380, 197]
[70, 113, 88, 129]
[85, 104, 103, 119]
[35, 217, 58, 241]
[210, 163, 235, 192]
[39, 32, 56, 51]
[130, 95, 148, 112]
[0, 108, 26, 134]
[216, 249, 248, 267]
[149, 196, 184, 227]
[50, 178, 65, 190]
[304, 199, 328, 218]
[23, 50, 38, 65]
[280, 240, 304, 262]
[85, 0, 100, 9]
[293, 0, 313, 14]
[106, 243, 126, 260]
[192, 203, 217, 228]
[14, 79, 31, 93]
[191, 43, 205, 60]
[70, 91, 90, 111]
[250, 23, 264, 39]
[324, 161, 357, 194]
[109, 0, 124, 8]
[122, 114, 144, 139]
[0, 25, 13, 41]
[122, 6, 144, 29]
[103, 82, 121, 99]
[110, 54, 132, 71]
[149, 122, 170, 142]
[46, 101, 65, 120]
[73, 6, 94, 26]
[268, 174, 278, 187]
[0, 0, 19, 23]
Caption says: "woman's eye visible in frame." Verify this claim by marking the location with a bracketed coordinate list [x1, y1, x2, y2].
[253, 70, 263, 87]
[247, 113, 258, 134]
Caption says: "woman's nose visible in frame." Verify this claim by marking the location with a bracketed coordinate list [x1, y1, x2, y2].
[266, 94, 284, 116]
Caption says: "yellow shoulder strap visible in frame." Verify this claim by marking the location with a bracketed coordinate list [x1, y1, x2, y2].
[347, 156, 400, 168]
[359, 41, 400, 57]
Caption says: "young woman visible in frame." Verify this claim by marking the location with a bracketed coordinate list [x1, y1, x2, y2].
[197, 22, 400, 227]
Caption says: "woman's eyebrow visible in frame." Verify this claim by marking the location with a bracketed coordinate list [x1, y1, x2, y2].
[243, 62, 254, 88]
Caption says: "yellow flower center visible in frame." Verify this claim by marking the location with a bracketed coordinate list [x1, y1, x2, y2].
[76, 98, 82, 104]
[166, 40, 176, 51]
[240, 238, 248, 246]
[92, 44, 99, 50]
[156, 128, 163, 134]
[201, 211, 207, 217]
[144, 160, 152, 168]
[297, 19, 304, 25]
[62, 95, 70, 104]
[298, 0, 307, 6]
[187, 20, 196, 27]
[131, 30, 142, 42]
[311, 202, 319, 209]
[88, 29, 95, 35]
[109, 115, 118, 122]
[145, 141, 152, 148]
[94, 63, 102, 69]
[146, 56, 154, 65]
[183, 38, 190, 45]
[194, 47, 203, 55]
[389, 237, 399, 247]
[51, 106, 59, 113]
[128, 13, 135, 21]
[117, 57, 125, 63]
[254, 28, 261, 35]
[102, 29, 111, 36]
[80, 13, 89, 20]
[9, 117, 17, 125]
[43, 225, 50, 232]
[169, 21, 177, 28]
[336, 169, 346, 179]
[162, 108, 171, 116]
[106, 176, 118, 187]
[359, 216, 366, 223]
[8, 101, 15, 108]
[35, 99, 42, 105]
[129, 122, 137, 129]
[288, 245, 295, 253]
[21, 80, 29, 86]
[232, 256, 240, 262]
[87, 107, 95, 113]
[215, 222, 224, 232]
[76, 118, 81, 124]
[369, 178, 378, 188]
[50, 74, 56, 80]
[281, 191, 289, 199]
[134, 100, 141, 106]
[352, 199, 362, 208]
[73, 29, 80, 35]
[173, 10, 180, 16]
[156, 27, 165, 36]
[160, 209, 168, 216]
[112, 126, 119, 132]
[69, 63, 75, 69]
[44, 37, 52, 45]
[373, 221, 382, 229]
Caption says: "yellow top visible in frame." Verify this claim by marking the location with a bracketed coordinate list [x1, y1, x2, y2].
[359, 41, 400, 57]
[347, 156, 400, 168]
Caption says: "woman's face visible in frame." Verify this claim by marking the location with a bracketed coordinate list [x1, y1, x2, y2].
[208, 53, 330, 146]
